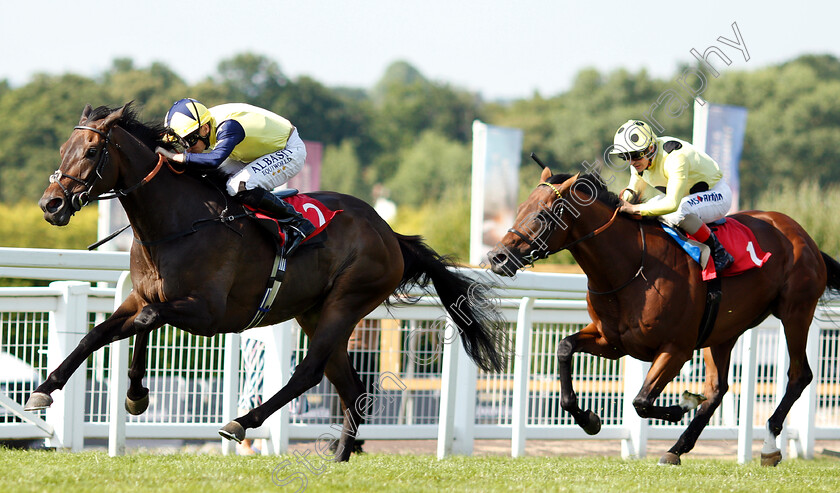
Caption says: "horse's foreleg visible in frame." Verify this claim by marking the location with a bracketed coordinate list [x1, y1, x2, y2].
[557, 324, 624, 435]
[133, 296, 215, 332]
[25, 295, 143, 410]
[661, 343, 735, 465]
[125, 330, 151, 415]
[631, 348, 694, 424]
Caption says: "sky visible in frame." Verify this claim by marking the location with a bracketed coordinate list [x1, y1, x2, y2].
[1, 1, 838, 101]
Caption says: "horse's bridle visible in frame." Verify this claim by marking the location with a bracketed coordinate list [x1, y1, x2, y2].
[49, 125, 170, 211]
[507, 180, 646, 295]
[508, 181, 622, 265]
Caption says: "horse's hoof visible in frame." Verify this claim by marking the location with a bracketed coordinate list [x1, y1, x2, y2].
[219, 421, 246, 443]
[582, 410, 602, 435]
[125, 391, 149, 416]
[761, 450, 783, 467]
[658, 452, 681, 466]
[24, 392, 53, 411]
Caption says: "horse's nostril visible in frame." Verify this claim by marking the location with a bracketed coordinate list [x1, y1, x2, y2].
[46, 197, 63, 213]
[489, 252, 507, 266]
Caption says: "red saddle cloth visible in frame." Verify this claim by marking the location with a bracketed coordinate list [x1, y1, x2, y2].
[690, 218, 771, 281]
[251, 194, 342, 247]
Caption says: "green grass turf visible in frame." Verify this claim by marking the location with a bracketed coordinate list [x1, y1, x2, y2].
[2, 448, 839, 493]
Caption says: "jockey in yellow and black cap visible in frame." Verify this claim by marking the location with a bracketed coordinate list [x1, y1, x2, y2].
[162, 98, 315, 256]
[611, 119, 734, 273]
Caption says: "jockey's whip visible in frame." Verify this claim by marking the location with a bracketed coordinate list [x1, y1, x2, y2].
[530, 152, 547, 169]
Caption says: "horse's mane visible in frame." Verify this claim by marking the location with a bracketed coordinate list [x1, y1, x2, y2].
[88, 102, 173, 152]
[545, 172, 622, 209]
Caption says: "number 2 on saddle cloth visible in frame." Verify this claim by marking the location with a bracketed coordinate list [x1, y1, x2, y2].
[247, 193, 342, 251]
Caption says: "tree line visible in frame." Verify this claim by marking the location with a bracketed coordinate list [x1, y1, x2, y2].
[2, 53, 840, 260]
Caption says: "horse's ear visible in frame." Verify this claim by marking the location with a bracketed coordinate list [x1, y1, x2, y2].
[540, 166, 553, 182]
[100, 103, 129, 128]
[79, 104, 93, 125]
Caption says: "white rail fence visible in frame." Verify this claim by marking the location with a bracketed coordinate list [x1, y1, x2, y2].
[1, 247, 839, 463]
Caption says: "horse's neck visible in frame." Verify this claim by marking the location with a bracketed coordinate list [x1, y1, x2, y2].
[114, 140, 226, 244]
[565, 206, 646, 287]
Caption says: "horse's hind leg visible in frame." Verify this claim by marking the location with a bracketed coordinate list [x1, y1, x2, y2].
[557, 323, 624, 434]
[221, 295, 383, 462]
[761, 306, 816, 466]
[660, 342, 736, 465]
[322, 350, 366, 462]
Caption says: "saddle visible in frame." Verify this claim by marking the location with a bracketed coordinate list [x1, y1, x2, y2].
[247, 189, 340, 254]
[662, 218, 772, 348]
[661, 218, 771, 281]
[242, 191, 342, 329]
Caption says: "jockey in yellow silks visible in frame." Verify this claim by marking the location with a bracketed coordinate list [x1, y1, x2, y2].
[612, 119, 734, 272]
[161, 98, 315, 255]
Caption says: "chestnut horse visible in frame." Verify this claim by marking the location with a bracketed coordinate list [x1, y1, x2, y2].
[488, 167, 840, 466]
[26, 103, 506, 461]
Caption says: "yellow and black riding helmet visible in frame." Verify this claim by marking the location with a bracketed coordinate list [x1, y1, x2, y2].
[610, 119, 658, 161]
[163, 98, 212, 148]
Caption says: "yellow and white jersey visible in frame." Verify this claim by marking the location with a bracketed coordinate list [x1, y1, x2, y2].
[207, 103, 295, 164]
[627, 137, 723, 216]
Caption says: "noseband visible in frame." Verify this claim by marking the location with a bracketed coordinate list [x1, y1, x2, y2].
[49, 125, 170, 211]
[48, 126, 114, 211]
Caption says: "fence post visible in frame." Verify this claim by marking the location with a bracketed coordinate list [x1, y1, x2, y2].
[511, 297, 533, 457]
[437, 315, 462, 459]
[265, 321, 293, 455]
[737, 328, 758, 464]
[452, 322, 477, 456]
[46, 281, 89, 452]
[621, 357, 650, 459]
[788, 319, 820, 459]
[221, 332, 241, 456]
[108, 272, 132, 456]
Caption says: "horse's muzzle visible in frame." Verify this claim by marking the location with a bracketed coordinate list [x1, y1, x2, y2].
[39, 193, 73, 226]
[487, 248, 519, 277]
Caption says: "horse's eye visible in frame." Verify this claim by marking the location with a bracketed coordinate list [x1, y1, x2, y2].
[86, 147, 98, 158]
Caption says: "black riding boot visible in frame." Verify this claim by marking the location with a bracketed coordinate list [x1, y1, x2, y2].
[704, 232, 734, 272]
[236, 189, 316, 256]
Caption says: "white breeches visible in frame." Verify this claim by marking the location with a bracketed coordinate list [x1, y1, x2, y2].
[220, 128, 307, 195]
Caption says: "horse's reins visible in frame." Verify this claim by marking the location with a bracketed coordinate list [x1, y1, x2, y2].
[50, 125, 177, 211]
[510, 180, 646, 295]
[56, 125, 248, 250]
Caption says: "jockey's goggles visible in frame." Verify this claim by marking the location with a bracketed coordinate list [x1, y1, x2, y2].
[183, 131, 201, 147]
[162, 128, 198, 149]
[618, 150, 648, 161]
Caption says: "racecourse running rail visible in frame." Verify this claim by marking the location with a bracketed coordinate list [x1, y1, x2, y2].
[1, 247, 839, 462]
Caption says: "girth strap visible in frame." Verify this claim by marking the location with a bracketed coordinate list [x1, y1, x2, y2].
[243, 253, 287, 330]
[695, 276, 722, 349]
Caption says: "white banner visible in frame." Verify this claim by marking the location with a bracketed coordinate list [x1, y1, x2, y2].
[470, 120, 523, 265]
[693, 101, 748, 213]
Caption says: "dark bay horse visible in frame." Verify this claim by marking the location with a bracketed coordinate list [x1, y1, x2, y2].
[488, 167, 840, 466]
[27, 103, 506, 461]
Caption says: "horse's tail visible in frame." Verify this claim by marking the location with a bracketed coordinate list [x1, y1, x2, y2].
[393, 234, 508, 372]
[822, 251, 840, 296]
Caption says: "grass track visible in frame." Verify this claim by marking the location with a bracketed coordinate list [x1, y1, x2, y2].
[2, 449, 839, 493]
